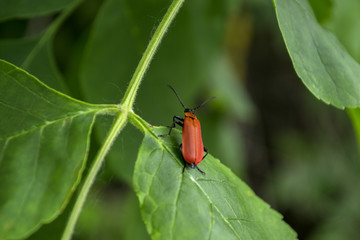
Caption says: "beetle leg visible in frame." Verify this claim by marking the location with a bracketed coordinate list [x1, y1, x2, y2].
[158, 115, 183, 137]
[191, 147, 208, 175]
[202, 147, 208, 160]
[172, 115, 184, 127]
[195, 165, 206, 175]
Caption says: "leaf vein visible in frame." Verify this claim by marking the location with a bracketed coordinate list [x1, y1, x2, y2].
[0, 139, 9, 168]
[0, 110, 99, 141]
[207, 203, 214, 240]
[3, 69, 69, 110]
[189, 175, 242, 240]
[146, 149, 164, 195]
[13, 127, 43, 227]
[145, 148, 165, 235]
[224, 197, 249, 233]
[62, 117, 73, 160]
[170, 170, 184, 239]
[0, 99, 47, 121]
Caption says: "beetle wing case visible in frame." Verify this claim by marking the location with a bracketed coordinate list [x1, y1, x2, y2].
[181, 112, 204, 165]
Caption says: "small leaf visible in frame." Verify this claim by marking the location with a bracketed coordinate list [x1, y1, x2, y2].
[273, 0, 360, 109]
[0, 59, 112, 239]
[133, 128, 297, 240]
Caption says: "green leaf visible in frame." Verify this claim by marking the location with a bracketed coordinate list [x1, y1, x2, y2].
[0, 0, 76, 21]
[133, 128, 297, 240]
[0, 59, 114, 239]
[273, 0, 360, 109]
[311, 0, 360, 164]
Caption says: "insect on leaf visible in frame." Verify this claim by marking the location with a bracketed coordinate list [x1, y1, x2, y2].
[133, 128, 297, 240]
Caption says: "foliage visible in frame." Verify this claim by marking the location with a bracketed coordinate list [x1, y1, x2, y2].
[274, 0, 360, 108]
[1, 0, 360, 239]
[134, 127, 295, 239]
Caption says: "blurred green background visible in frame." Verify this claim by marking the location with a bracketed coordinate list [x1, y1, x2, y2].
[0, 0, 359, 239]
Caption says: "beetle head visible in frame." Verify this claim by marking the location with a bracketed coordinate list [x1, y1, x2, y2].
[184, 108, 194, 114]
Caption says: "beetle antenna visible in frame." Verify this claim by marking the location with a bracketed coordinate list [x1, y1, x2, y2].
[192, 96, 216, 111]
[168, 84, 187, 109]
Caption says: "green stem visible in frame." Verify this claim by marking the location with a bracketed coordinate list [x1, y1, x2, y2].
[121, 0, 185, 109]
[128, 111, 152, 134]
[61, 0, 185, 239]
[61, 112, 128, 240]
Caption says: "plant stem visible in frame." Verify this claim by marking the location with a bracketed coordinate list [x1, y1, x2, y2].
[61, 112, 127, 240]
[121, 0, 185, 109]
[61, 0, 185, 239]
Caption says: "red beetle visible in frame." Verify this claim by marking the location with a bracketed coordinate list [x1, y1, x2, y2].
[159, 85, 215, 174]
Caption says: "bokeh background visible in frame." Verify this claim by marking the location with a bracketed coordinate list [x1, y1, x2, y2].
[0, 0, 359, 239]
